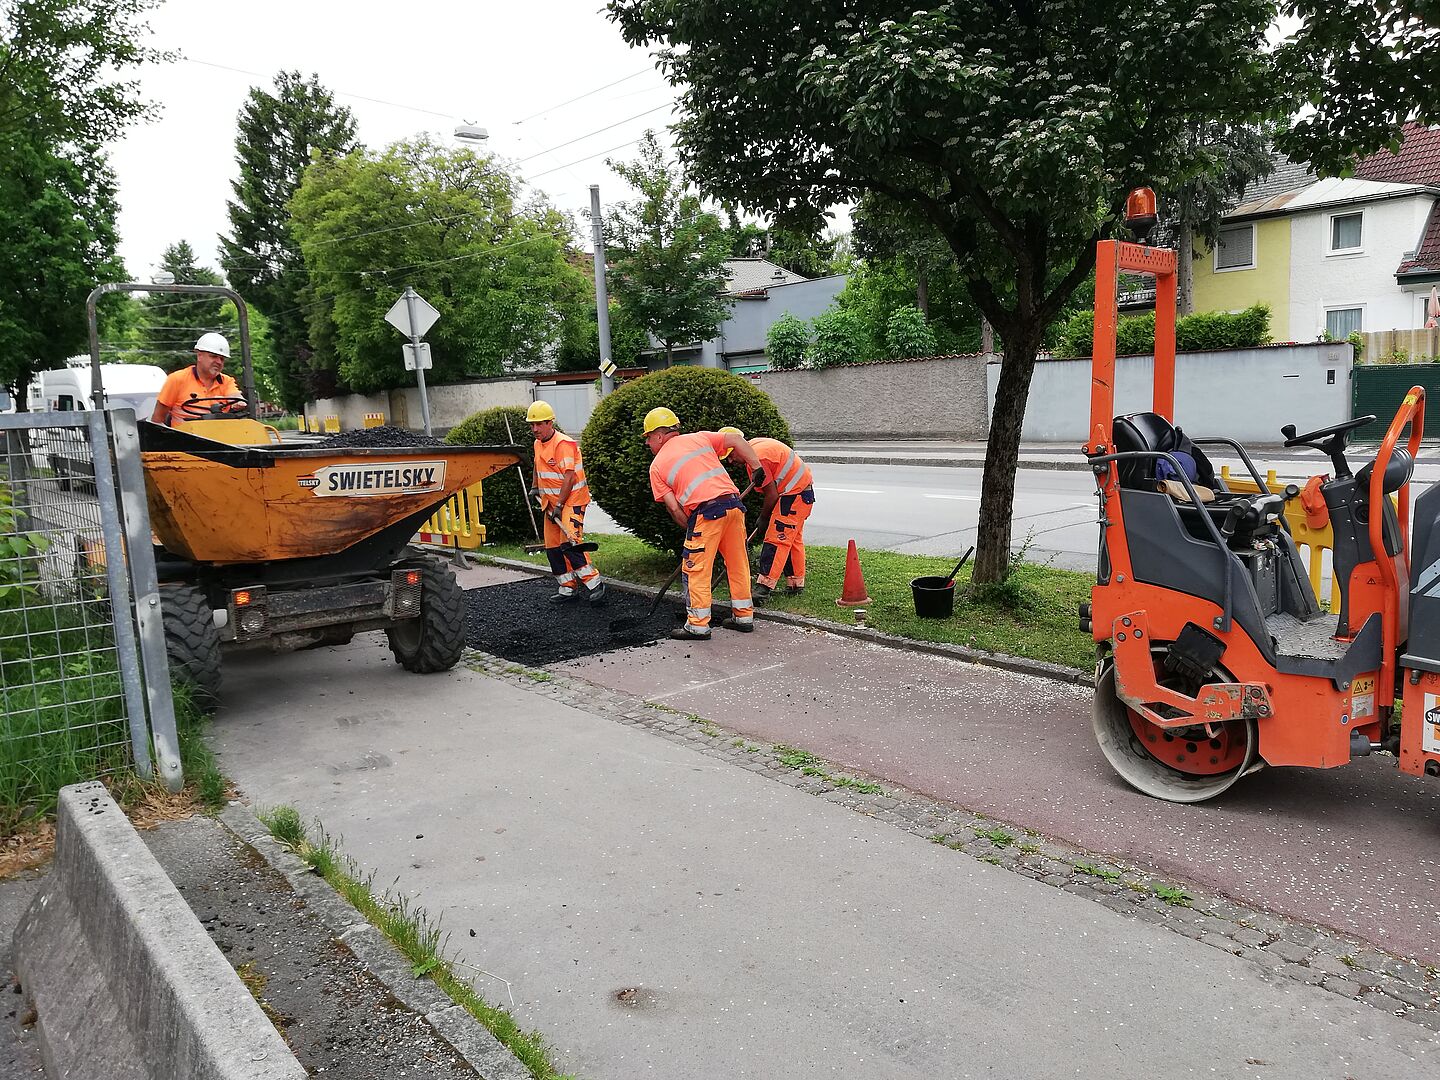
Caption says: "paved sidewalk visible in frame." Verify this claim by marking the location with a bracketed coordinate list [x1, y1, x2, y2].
[211, 587, 1438, 1077]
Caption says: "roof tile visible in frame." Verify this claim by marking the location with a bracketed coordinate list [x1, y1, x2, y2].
[1398, 201, 1440, 276]
[1355, 123, 1440, 186]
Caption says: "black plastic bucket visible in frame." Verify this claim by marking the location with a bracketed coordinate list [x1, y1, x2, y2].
[910, 575, 955, 618]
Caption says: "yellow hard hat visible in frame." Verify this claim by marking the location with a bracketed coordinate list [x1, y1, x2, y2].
[526, 400, 556, 423]
[642, 406, 680, 435]
[717, 426, 743, 460]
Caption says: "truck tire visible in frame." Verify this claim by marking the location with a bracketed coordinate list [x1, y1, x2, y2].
[160, 583, 222, 710]
[386, 555, 466, 673]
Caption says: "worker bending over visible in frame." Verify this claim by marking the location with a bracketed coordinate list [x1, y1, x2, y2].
[644, 407, 769, 640]
[151, 333, 241, 426]
[528, 401, 605, 606]
[718, 428, 815, 602]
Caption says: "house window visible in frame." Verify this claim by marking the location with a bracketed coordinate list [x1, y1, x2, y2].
[1329, 211, 1363, 254]
[1214, 224, 1255, 271]
[1326, 306, 1363, 339]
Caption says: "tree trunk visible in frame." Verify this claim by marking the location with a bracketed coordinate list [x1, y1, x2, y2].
[1178, 226, 1194, 316]
[980, 316, 994, 357]
[971, 334, 1043, 584]
[915, 267, 929, 317]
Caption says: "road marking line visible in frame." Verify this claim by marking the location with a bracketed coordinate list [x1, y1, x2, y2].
[815, 486, 883, 494]
[922, 493, 980, 500]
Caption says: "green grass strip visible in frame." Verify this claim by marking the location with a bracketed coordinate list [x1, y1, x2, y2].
[258, 807, 573, 1080]
[481, 535, 1094, 671]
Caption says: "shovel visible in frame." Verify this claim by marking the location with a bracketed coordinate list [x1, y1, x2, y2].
[524, 511, 600, 556]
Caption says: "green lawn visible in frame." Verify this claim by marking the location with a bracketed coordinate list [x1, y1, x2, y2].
[480, 535, 1096, 671]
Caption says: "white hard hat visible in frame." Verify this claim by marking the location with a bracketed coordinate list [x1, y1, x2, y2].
[194, 332, 231, 359]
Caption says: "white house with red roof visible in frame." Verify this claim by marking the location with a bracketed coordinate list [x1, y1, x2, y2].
[1191, 124, 1440, 342]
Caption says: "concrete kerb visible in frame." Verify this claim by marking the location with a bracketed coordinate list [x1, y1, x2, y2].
[478, 553, 1094, 687]
[13, 782, 305, 1080]
[215, 802, 533, 1080]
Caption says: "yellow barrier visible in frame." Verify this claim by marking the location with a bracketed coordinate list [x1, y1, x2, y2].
[324, 416, 340, 433]
[363, 412, 385, 428]
[415, 482, 487, 551]
[1219, 466, 1336, 607]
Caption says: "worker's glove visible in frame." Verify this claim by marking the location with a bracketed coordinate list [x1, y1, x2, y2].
[546, 508, 562, 524]
[751, 468, 767, 490]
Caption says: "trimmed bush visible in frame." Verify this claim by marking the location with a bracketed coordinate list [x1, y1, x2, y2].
[581, 367, 791, 554]
[444, 405, 543, 544]
[766, 312, 810, 370]
[1054, 303, 1271, 358]
[884, 304, 938, 358]
[808, 308, 873, 368]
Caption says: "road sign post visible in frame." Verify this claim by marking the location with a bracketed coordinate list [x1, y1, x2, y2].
[385, 287, 441, 436]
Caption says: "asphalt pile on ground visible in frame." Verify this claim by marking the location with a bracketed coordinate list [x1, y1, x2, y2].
[142, 819, 477, 1080]
[465, 577, 678, 664]
[312, 426, 447, 449]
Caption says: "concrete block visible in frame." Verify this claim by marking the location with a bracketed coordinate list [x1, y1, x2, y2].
[13, 782, 304, 1080]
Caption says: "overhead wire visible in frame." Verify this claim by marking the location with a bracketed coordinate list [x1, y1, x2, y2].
[512, 68, 654, 125]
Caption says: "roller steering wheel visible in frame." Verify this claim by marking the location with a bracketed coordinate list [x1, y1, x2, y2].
[1281, 415, 1375, 447]
[1281, 415, 1374, 479]
[178, 395, 251, 420]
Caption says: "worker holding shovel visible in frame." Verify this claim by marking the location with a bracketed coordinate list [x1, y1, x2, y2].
[528, 401, 606, 606]
[644, 407, 770, 641]
[717, 428, 815, 602]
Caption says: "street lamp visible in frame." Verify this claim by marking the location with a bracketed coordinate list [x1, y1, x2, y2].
[453, 122, 489, 143]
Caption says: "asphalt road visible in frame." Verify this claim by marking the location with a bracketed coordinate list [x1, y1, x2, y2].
[212, 628, 1440, 1080]
[584, 464, 1102, 571]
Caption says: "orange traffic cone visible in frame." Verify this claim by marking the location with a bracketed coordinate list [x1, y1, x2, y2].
[836, 539, 871, 607]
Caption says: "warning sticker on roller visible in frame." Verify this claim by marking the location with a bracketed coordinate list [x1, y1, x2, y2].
[1351, 675, 1375, 720]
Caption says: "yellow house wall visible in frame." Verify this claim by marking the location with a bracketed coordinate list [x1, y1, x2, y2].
[1189, 217, 1291, 340]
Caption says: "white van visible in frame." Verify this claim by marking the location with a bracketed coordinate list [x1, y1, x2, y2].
[26, 364, 168, 484]
[27, 363, 167, 418]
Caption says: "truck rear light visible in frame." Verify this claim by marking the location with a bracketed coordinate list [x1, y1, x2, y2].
[392, 568, 422, 617]
[229, 586, 268, 638]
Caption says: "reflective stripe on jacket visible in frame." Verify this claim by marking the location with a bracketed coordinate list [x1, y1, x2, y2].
[649, 431, 739, 513]
[752, 437, 813, 495]
[533, 431, 589, 507]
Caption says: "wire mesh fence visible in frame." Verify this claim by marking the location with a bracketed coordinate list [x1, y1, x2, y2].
[0, 411, 176, 829]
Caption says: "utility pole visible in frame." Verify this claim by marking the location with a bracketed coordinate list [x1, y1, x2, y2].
[590, 185, 616, 396]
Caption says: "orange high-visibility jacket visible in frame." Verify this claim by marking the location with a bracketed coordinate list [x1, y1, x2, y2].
[534, 431, 589, 509]
[155, 366, 240, 425]
[751, 437, 813, 495]
[649, 431, 739, 513]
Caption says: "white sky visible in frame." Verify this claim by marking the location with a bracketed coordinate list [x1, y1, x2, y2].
[107, 0, 691, 279]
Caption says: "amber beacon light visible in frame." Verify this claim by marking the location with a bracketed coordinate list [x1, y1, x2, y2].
[1125, 186, 1158, 241]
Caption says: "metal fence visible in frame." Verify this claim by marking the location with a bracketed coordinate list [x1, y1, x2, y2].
[0, 410, 181, 823]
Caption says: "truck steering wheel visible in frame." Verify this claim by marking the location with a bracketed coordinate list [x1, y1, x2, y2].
[1280, 415, 1374, 478]
[179, 396, 252, 420]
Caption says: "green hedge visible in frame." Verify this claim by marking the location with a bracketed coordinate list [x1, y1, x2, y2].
[444, 405, 541, 545]
[581, 367, 791, 554]
[1055, 303, 1272, 358]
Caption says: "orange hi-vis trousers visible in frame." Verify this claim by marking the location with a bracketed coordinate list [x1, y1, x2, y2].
[545, 505, 600, 596]
[757, 487, 815, 588]
[680, 499, 753, 635]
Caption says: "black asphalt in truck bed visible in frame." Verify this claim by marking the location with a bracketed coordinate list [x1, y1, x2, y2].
[464, 577, 680, 665]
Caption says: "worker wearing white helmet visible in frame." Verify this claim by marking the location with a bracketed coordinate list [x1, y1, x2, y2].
[150, 332, 243, 426]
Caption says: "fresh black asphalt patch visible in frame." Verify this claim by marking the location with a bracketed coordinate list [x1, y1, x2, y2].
[464, 577, 683, 665]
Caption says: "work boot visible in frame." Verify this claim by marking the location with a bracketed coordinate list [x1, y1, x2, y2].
[752, 582, 773, 604]
[549, 589, 578, 605]
[587, 582, 608, 607]
[718, 617, 754, 633]
[783, 584, 804, 596]
[670, 626, 710, 641]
